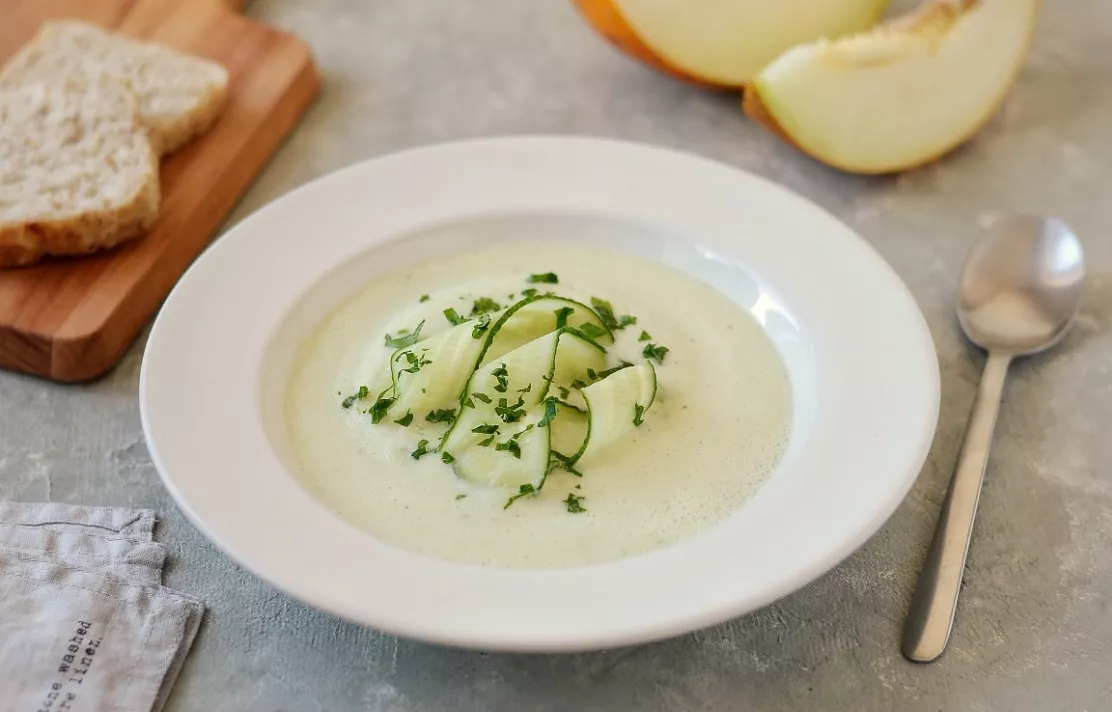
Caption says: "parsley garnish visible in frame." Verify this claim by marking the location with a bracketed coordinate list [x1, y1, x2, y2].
[410, 439, 430, 459]
[443, 308, 466, 326]
[504, 483, 536, 509]
[578, 322, 608, 340]
[517, 383, 532, 394]
[495, 396, 526, 423]
[419, 294, 430, 303]
[589, 297, 635, 331]
[642, 343, 669, 364]
[398, 350, 431, 374]
[426, 408, 457, 424]
[370, 396, 395, 424]
[441, 451, 455, 464]
[564, 493, 587, 513]
[470, 298, 502, 317]
[554, 306, 575, 329]
[633, 403, 646, 427]
[462, 396, 475, 409]
[521, 288, 538, 298]
[471, 315, 491, 339]
[478, 435, 496, 447]
[638, 330, 652, 342]
[394, 411, 414, 426]
[492, 363, 509, 393]
[384, 320, 425, 349]
[471, 424, 499, 435]
[527, 272, 559, 284]
[455, 494, 467, 500]
[617, 315, 637, 329]
[341, 385, 369, 409]
[537, 397, 559, 428]
[593, 362, 633, 381]
[496, 440, 522, 458]
[472, 392, 492, 404]
[557, 386, 570, 399]
[512, 424, 535, 440]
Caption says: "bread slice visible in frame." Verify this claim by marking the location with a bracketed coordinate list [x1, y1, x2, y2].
[0, 78, 160, 268]
[0, 20, 229, 155]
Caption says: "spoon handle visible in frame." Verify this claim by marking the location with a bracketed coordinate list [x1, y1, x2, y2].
[902, 351, 1012, 663]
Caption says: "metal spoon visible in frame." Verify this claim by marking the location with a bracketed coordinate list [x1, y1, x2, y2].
[902, 214, 1085, 663]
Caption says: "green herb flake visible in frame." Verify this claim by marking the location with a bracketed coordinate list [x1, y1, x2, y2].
[633, 403, 646, 427]
[517, 383, 533, 395]
[455, 494, 467, 501]
[341, 385, 369, 409]
[527, 272, 559, 284]
[617, 315, 637, 329]
[443, 307, 467, 326]
[492, 363, 509, 393]
[419, 294, 430, 303]
[564, 493, 587, 514]
[384, 320, 425, 349]
[470, 297, 502, 317]
[410, 439, 430, 460]
[537, 398, 559, 428]
[638, 330, 652, 342]
[495, 439, 522, 459]
[425, 408, 457, 424]
[370, 396, 396, 424]
[558, 386, 571, 399]
[471, 424, 499, 435]
[472, 392, 492, 404]
[589, 297, 635, 331]
[495, 396, 526, 423]
[578, 322, 608, 340]
[642, 343, 669, 364]
[553, 306, 575, 330]
[478, 435, 496, 447]
[595, 361, 633, 381]
[471, 315, 492, 339]
[512, 424, 535, 440]
[393, 411, 414, 427]
[441, 451, 456, 464]
[521, 287, 538, 298]
[462, 396, 475, 409]
[504, 483, 536, 509]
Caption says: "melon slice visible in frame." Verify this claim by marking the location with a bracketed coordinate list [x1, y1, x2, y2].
[574, 0, 889, 88]
[745, 0, 1040, 174]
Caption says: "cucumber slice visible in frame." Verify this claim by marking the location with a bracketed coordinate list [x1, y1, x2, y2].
[443, 329, 605, 488]
[387, 321, 486, 414]
[479, 295, 613, 367]
[573, 362, 658, 465]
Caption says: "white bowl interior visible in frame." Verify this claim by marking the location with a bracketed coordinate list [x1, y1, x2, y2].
[260, 212, 818, 506]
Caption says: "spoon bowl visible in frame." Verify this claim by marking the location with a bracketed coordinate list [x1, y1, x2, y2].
[958, 214, 1085, 355]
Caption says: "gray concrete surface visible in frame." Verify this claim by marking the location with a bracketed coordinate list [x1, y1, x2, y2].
[2, 0, 1110, 709]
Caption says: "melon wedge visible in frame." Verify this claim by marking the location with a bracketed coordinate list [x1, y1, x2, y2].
[745, 0, 1041, 174]
[574, 0, 890, 88]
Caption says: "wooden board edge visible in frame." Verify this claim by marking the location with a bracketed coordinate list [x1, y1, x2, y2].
[42, 42, 322, 383]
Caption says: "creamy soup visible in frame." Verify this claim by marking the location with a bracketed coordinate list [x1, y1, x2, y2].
[284, 243, 792, 568]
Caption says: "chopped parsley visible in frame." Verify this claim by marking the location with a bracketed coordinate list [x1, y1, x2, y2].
[557, 385, 570, 399]
[553, 306, 575, 329]
[341, 385, 369, 409]
[410, 439, 430, 460]
[441, 451, 455, 464]
[398, 350, 432, 374]
[472, 392, 492, 404]
[492, 363, 509, 393]
[517, 383, 532, 394]
[496, 440, 522, 458]
[633, 403, 646, 427]
[461, 396, 475, 409]
[425, 408, 457, 424]
[593, 362, 633, 381]
[521, 287, 538, 298]
[512, 424, 535, 440]
[393, 411, 414, 427]
[443, 308, 466, 326]
[589, 297, 635, 331]
[578, 322, 608, 341]
[455, 494, 467, 500]
[495, 395, 527, 423]
[527, 272, 559, 284]
[470, 297, 502, 317]
[369, 396, 395, 424]
[504, 483, 536, 509]
[642, 343, 669, 364]
[384, 320, 425, 349]
[419, 294, 430, 303]
[564, 493, 587, 514]
[471, 424, 499, 435]
[478, 434, 497, 447]
[471, 315, 492, 339]
[537, 397, 559, 428]
[638, 330, 652, 342]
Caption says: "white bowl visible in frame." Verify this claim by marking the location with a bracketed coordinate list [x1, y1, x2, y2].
[140, 136, 939, 652]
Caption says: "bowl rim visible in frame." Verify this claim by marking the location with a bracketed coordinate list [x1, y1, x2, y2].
[140, 135, 939, 652]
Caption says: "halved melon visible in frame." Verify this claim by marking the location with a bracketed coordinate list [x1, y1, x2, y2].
[745, 0, 1040, 174]
[574, 0, 889, 88]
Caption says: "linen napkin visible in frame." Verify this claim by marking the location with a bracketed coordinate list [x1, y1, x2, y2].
[0, 502, 203, 712]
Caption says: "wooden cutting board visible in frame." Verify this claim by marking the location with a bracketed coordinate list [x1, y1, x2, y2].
[0, 0, 319, 382]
